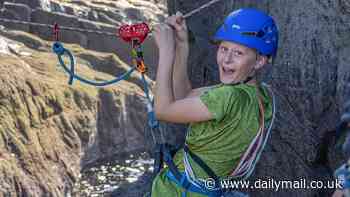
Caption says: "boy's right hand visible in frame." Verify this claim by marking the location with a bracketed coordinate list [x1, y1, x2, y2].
[165, 11, 188, 46]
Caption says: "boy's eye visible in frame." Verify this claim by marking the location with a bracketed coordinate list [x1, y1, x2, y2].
[220, 46, 229, 52]
[220, 46, 244, 56]
[234, 50, 243, 56]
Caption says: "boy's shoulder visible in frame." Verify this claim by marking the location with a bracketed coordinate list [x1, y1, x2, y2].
[186, 84, 220, 98]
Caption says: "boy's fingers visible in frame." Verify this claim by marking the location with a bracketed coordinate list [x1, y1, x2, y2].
[175, 11, 183, 18]
[175, 14, 183, 25]
[174, 23, 183, 32]
[163, 13, 186, 33]
[174, 11, 187, 30]
[165, 16, 177, 28]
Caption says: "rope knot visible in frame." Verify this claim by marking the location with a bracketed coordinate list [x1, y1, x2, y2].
[52, 42, 65, 55]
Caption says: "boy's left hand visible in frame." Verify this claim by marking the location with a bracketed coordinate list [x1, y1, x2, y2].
[153, 23, 176, 52]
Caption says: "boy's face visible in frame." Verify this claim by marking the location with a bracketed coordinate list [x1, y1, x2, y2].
[216, 41, 259, 84]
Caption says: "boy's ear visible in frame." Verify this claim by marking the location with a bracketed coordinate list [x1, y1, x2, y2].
[254, 55, 268, 70]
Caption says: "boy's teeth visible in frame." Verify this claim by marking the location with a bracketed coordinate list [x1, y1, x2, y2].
[223, 67, 234, 73]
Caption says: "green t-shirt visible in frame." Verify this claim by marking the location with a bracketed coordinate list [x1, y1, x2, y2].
[151, 83, 273, 197]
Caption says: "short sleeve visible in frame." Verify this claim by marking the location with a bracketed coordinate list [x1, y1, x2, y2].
[199, 85, 238, 122]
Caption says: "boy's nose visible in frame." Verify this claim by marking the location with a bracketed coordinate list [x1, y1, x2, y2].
[224, 52, 234, 64]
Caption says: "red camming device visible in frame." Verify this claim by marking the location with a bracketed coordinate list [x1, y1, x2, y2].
[118, 23, 150, 73]
[118, 22, 150, 44]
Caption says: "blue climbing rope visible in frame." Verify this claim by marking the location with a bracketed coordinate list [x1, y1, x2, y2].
[52, 42, 136, 87]
[140, 73, 159, 129]
[52, 41, 159, 131]
[51, 20, 159, 130]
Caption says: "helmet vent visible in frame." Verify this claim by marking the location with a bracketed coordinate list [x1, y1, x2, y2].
[241, 30, 265, 38]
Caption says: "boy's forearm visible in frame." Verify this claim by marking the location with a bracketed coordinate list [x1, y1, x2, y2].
[173, 43, 192, 100]
[154, 49, 175, 115]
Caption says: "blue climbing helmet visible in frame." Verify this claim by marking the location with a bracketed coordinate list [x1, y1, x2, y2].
[214, 8, 279, 57]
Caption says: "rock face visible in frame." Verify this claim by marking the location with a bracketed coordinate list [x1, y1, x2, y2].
[0, 0, 48, 10]
[2, 0, 348, 196]
[0, 29, 150, 196]
[168, 0, 350, 196]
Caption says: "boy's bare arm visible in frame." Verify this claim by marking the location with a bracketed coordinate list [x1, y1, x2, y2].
[172, 43, 192, 100]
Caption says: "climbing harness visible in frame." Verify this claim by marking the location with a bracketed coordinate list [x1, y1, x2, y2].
[161, 83, 276, 197]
